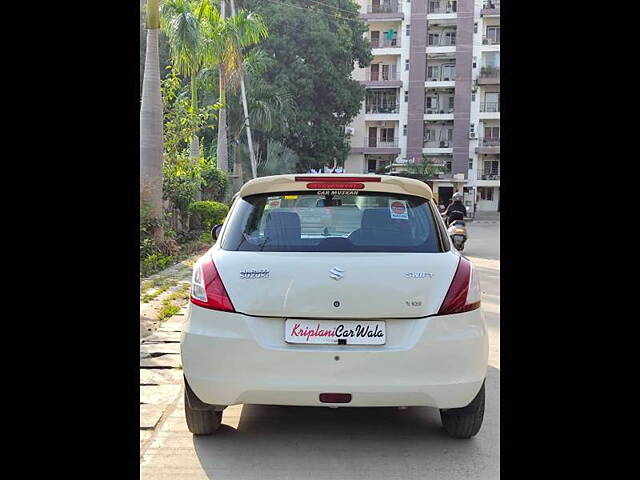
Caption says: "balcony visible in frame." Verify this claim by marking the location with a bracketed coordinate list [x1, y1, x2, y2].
[370, 36, 401, 49]
[475, 137, 500, 154]
[362, 1, 404, 21]
[478, 66, 500, 85]
[361, 68, 402, 87]
[428, 35, 456, 47]
[480, 137, 500, 146]
[481, 1, 500, 16]
[365, 102, 399, 114]
[426, 70, 456, 82]
[423, 139, 453, 149]
[482, 35, 500, 46]
[427, 2, 458, 14]
[477, 171, 500, 181]
[425, 106, 455, 114]
[479, 102, 499, 113]
[351, 136, 400, 154]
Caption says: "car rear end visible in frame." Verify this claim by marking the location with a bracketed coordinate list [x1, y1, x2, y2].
[181, 174, 488, 410]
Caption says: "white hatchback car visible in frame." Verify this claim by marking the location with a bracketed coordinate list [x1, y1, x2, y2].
[181, 174, 488, 438]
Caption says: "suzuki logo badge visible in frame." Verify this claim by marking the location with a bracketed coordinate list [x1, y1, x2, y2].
[329, 267, 345, 280]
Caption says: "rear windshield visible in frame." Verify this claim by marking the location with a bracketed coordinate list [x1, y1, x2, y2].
[220, 191, 445, 253]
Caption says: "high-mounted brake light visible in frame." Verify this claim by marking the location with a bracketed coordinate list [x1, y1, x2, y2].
[294, 176, 381, 183]
[190, 257, 235, 312]
[437, 257, 481, 315]
[306, 182, 365, 190]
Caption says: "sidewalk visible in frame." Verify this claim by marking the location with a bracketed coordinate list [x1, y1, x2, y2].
[468, 211, 500, 224]
[140, 257, 199, 457]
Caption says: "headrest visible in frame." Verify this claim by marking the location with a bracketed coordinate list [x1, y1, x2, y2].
[264, 211, 301, 245]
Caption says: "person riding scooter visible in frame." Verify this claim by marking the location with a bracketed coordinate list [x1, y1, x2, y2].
[443, 192, 467, 227]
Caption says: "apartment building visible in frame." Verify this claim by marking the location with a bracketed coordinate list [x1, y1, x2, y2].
[345, 0, 500, 212]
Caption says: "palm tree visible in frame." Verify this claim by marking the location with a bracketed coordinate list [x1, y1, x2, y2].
[161, 0, 209, 227]
[229, 0, 257, 179]
[226, 74, 296, 190]
[197, 1, 268, 176]
[140, 0, 164, 241]
[160, 0, 206, 160]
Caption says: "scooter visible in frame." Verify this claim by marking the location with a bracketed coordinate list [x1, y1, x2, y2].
[448, 219, 468, 251]
[441, 212, 468, 251]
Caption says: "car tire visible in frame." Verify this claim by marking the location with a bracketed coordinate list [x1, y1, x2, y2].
[184, 381, 223, 435]
[440, 382, 485, 439]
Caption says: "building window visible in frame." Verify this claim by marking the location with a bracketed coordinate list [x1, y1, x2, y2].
[448, 96, 455, 110]
[404, 90, 409, 102]
[446, 128, 453, 141]
[425, 95, 439, 112]
[424, 126, 435, 142]
[405, 59, 410, 71]
[484, 126, 500, 139]
[484, 160, 499, 175]
[474, 22, 478, 34]
[406, 24, 410, 36]
[367, 159, 377, 173]
[486, 26, 500, 44]
[479, 187, 494, 201]
[442, 64, 456, 81]
[380, 127, 395, 143]
[366, 89, 399, 113]
[469, 158, 473, 170]
[403, 125, 407, 136]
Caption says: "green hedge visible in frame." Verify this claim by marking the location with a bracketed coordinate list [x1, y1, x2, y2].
[188, 201, 229, 231]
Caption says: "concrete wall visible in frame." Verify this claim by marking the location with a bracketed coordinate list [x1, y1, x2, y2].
[405, 0, 427, 162]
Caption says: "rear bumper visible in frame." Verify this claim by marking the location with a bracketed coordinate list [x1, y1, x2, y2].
[181, 305, 488, 409]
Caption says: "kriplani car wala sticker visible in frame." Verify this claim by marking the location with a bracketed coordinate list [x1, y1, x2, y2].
[389, 199, 409, 219]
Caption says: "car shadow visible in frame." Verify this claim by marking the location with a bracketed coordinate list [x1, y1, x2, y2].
[192, 366, 500, 479]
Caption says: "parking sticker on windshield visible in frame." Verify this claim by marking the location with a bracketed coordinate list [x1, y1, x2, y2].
[389, 200, 408, 219]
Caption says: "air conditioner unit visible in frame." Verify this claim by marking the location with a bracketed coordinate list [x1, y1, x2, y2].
[345, 127, 355, 135]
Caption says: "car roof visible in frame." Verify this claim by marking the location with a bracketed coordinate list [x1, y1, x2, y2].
[238, 174, 433, 200]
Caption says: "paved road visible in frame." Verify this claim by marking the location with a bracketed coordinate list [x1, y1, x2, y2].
[141, 222, 500, 479]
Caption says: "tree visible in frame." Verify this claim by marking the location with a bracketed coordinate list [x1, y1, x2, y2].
[161, 67, 220, 231]
[396, 156, 445, 183]
[196, 1, 268, 176]
[160, 0, 207, 161]
[229, 0, 257, 179]
[140, 0, 172, 98]
[241, 0, 372, 172]
[140, 0, 165, 242]
[226, 68, 297, 190]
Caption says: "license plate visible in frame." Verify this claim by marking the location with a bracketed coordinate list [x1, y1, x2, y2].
[285, 319, 386, 345]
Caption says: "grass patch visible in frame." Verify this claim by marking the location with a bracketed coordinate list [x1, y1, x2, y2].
[157, 303, 180, 321]
[141, 284, 170, 303]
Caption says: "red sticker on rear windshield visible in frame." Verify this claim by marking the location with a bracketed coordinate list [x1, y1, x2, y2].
[389, 200, 408, 219]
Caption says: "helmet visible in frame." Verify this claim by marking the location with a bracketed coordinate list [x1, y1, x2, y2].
[452, 192, 463, 201]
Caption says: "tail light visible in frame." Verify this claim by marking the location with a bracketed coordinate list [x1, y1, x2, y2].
[190, 256, 235, 312]
[437, 256, 481, 315]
